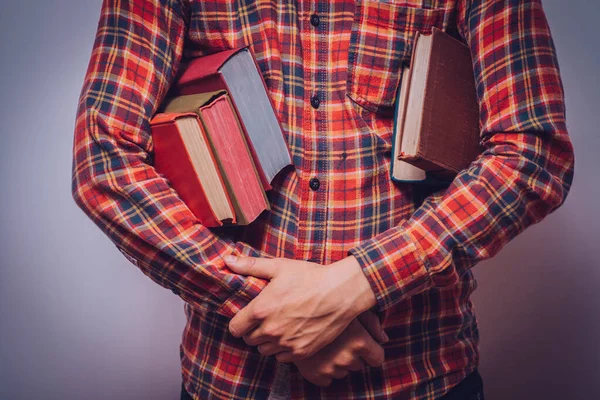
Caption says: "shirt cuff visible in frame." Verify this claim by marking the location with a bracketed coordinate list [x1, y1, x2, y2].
[215, 275, 267, 319]
[348, 220, 432, 312]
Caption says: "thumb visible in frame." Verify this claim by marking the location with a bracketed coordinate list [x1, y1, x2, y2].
[224, 256, 279, 279]
[358, 311, 389, 344]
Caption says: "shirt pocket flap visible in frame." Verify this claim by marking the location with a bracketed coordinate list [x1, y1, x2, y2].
[347, 2, 446, 113]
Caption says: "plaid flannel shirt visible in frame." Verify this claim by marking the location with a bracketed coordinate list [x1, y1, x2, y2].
[72, 0, 574, 398]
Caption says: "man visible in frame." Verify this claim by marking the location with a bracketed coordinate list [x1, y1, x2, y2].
[72, 0, 574, 398]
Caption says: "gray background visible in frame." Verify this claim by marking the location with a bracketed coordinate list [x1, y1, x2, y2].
[0, 1, 597, 399]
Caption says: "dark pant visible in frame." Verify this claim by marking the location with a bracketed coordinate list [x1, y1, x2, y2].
[440, 370, 485, 400]
[181, 369, 484, 399]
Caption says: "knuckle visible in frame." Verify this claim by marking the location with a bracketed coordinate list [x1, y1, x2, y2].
[321, 366, 335, 376]
[246, 257, 257, 270]
[262, 324, 280, 338]
[251, 305, 268, 320]
[353, 338, 367, 351]
[293, 348, 308, 359]
[244, 257, 260, 275]
[338, 355, 354, 368]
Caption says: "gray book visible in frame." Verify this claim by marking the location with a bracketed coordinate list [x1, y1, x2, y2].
[172, 47, 293, 189]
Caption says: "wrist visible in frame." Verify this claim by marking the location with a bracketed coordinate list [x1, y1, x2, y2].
[329, 256, 377, 318]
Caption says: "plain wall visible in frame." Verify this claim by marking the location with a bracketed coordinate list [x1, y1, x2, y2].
[0, 1, 597, 399]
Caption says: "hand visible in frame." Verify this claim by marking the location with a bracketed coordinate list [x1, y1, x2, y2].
[295, 312, 387, 387]
[225, 255, 377, 362]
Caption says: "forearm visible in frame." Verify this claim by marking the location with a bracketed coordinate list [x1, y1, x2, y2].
[72, 134, 267, 317]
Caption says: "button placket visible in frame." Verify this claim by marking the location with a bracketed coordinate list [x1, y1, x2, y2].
[313, 1, 329, 264]
[297, 3, 329, 264]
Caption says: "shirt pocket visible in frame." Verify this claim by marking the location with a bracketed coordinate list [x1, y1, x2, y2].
[347, 1, 446, 114]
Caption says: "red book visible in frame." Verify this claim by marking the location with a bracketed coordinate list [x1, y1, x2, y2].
[161, 91, 269, 225]
[151, 112, 235, 227]
[171, 47, 293, 190]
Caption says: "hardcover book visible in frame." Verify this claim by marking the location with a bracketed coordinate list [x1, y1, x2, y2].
[392, 27, 482, 183]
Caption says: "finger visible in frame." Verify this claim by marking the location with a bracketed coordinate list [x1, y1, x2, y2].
[307, 376, 332, 388]
[358, 311, 388, 344]
[257, 343, 287, 356]
[224, 256, 280, 279]
[275, 351, 295, 363]
[347, 358, 364, 372]
[356, 326, 385, 367]
[331, 367, 350, 380]
[359, 341, 384, 367]
[229, 303, 259, 338]
[243, 327, 270, 346]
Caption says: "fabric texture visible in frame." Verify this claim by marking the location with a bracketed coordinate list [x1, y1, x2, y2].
[72, 0, 574, 398]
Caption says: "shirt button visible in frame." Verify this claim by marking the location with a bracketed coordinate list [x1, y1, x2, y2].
[309, 178, 320, 191]
[310, 95, 320, 109]
[310, 14, 320, 27]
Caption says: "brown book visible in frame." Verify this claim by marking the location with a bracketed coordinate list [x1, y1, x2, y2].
[392, 27, 482, 183]
[160, 91, 269, 226]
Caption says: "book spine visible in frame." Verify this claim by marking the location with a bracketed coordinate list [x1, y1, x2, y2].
[221, 76, 273, 191]
[198, 96, 269, 225]
[224, 94, 271, 207]
[246, 46, 293, 165]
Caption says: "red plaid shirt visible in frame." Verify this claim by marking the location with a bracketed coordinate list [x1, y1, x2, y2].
[72, 0, 574, 398]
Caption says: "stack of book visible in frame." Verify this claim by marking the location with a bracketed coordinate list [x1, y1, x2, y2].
[151, 48, 292, 227]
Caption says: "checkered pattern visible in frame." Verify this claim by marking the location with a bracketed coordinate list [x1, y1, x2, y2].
[72, 0, 574, 398]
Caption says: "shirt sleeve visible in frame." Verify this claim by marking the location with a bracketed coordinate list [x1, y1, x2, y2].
[349, 0, 575, 311]
[71, 0, 267, 319]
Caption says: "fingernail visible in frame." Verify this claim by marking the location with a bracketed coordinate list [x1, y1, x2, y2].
[383, 331, 389, 343]
[224, 255, 238, 265]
